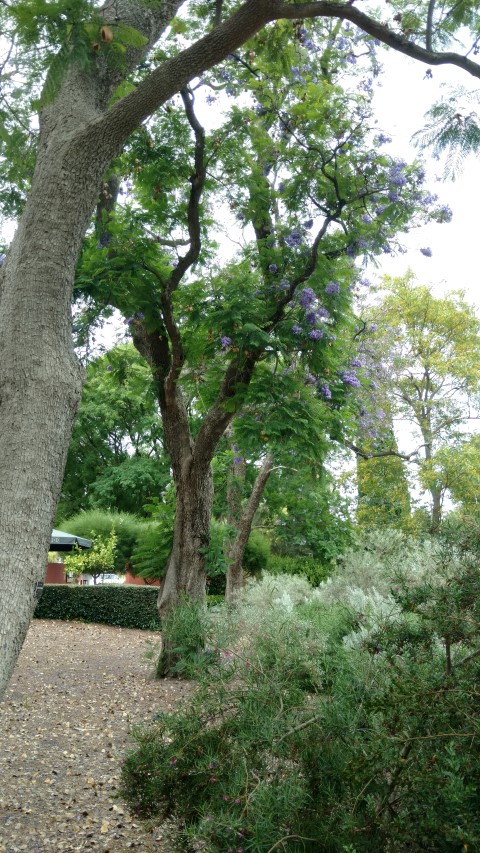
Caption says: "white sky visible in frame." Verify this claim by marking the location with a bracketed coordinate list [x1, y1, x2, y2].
[371, 47, 480, 305]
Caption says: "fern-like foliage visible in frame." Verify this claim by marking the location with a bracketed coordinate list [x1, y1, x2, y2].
[413, 87, 480, 179]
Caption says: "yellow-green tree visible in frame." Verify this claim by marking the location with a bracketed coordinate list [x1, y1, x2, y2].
[356, 428, 413, 532]
[424, 435, 480, 520]
[363, 273, 480, 531]
[64, 528, 118, 584]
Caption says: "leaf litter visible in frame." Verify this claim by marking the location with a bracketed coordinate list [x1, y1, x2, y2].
[0, 620, 192, 852]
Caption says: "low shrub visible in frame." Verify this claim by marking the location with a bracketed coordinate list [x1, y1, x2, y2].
[243, 530, 270, 576]
[267, 554, 331, 586]
[121, 540, 480, 851]
[35, 584, 161, 630]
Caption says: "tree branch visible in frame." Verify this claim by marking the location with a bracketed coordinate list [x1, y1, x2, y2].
[271, 2, 480, 79]
[343, 438, 420, 462]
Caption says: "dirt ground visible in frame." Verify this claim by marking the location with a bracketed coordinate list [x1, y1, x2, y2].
[0, 620, 191, 853]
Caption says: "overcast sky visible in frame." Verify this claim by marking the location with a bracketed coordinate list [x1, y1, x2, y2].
[370, 46, 480, 306]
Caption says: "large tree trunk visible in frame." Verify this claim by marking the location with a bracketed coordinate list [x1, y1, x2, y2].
[0, 125, 107, 698]
[160, 466, 213, 612]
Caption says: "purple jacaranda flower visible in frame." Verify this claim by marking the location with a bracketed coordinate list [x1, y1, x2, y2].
[308, 329, 323, 340]
[221, 336, 232, 348]
[306, 372, 316, 385]
[292, 325, 303, 335]
[370, 323, 378, 331]
[268, 263, 278, 273]
[107, 365, 112, 372]
[233, 456, 244, 465]
[299, 287, 316, 308]
[341, 371, 361, 387]
[285, 230, 303, 247]
[420, 247, 432, 257]
[306, 311, 318, 325]
[422, 192, 439, 205]
[303, 218, 314, 229]
[325, 281, 340, 295]
[317, 306, 330, 319]
[361, 214, 372, 224]
[350, 357, 363, 368]
[376, 132, 392, 145]
[320, 382, 332, 399]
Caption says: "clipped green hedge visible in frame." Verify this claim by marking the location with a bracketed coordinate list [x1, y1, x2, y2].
[35, 584, 161, 630]
[35, 585, 225, 629]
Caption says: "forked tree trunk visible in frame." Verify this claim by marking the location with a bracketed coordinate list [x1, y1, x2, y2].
[225, 454, 273, 603]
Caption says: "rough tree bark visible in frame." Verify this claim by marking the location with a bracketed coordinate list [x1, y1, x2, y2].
[2, 0, 480, 698]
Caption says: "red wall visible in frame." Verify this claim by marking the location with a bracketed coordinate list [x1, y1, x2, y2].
[125, 570, 161, 587]
[45, 562, 66, 584]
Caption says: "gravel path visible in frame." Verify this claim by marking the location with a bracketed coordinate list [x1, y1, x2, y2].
[0, 620, 191, 853]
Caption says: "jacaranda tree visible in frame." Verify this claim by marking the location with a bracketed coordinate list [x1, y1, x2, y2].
[73, 17, 452, 669]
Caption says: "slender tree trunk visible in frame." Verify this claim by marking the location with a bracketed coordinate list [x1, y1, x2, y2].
[418, 413, 443, 533]
[429, 486, 443, 534]
[225, 454, 273, 603]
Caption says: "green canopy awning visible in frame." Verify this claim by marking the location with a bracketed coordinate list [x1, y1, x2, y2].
[50, 529, 92, 551]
